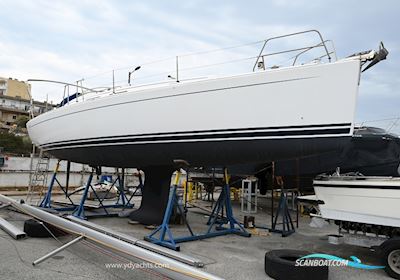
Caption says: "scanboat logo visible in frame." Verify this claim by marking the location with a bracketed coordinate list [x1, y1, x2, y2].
[295, 254, 385, 270]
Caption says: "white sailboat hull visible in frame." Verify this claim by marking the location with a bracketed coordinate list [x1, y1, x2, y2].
[27, 59, 361, 167]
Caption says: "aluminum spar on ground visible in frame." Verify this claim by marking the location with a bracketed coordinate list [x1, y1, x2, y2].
[0, 194, 224, 280]
[66, 215, 204, 267]
[0, 217, 26, 239]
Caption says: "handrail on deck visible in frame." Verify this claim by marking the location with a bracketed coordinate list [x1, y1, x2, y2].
[292, 40, 336, 66]
[27, 30, 335, 106]
[27, 79, 99, 93]
[252, 29, 332, 71]
[27, 79, 99, 107]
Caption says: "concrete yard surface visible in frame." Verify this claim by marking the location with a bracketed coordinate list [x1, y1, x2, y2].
[0, 195, 391, 280]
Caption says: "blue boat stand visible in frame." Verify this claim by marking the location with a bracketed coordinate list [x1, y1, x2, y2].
[39, 162, 135, 219]
[144, 168, 250, 251]
[270, 189, 295, 237]
[121, 170, 143, 210]
[253, 188, 296, 237]
[39, 160, 75, 211]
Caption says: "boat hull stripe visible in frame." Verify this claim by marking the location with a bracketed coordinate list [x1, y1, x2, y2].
[314, 184, 400, 190]
[39, 123, 351, 147]
[41, 127, 351, 150]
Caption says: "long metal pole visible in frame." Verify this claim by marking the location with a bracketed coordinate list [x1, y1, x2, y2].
[66, 160, 71, 195]
[112, 70, 115, 94]
[176, 56, 179, 82]
[32, 235, 84, 266]
[0, 217, 26, 240]
[27, 78, 36, 200]
[0, 194, 223, 280]
[27, 145, 35, 202]
[67, 215, 204, 267]
[271, 162, 275, 228]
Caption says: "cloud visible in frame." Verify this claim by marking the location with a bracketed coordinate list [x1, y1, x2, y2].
[0, 1, 302, 101]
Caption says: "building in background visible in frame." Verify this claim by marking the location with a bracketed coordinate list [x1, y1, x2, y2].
[0, 77, 53, 129]
[0, 77, 31, 99]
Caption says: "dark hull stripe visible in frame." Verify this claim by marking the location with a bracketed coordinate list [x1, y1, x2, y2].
[42, 127, 351, 150]
[40, 123, 351, 148]
[46, 135, 350, 167]
[314, 183, 400, 190]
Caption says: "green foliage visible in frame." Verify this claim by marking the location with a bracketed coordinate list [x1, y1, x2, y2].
[16, 116, 29, 128]
[0, 132, 32, 155]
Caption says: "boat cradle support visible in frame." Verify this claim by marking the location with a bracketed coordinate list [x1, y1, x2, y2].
[39, 160, 135, 219]
[72, 167, 135, 219]
[145, 167, 250, 251]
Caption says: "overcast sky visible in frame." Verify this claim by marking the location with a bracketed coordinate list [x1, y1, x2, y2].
[0, 0, 399, 131]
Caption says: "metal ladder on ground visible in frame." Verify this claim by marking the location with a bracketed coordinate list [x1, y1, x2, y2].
[27, 149, 50, 204]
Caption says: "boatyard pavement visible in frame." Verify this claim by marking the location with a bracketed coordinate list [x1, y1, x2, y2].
[0, 196, 391, 280]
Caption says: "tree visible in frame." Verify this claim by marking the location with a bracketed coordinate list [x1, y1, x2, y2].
[16, 116, 29, 128]
[0, 132, 32, 155]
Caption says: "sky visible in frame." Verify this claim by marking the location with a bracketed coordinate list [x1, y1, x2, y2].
[0, 0, 399, 132]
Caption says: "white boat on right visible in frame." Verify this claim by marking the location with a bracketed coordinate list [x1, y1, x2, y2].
[313, 173, 400, 228]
